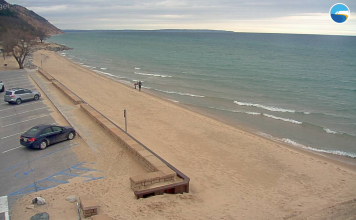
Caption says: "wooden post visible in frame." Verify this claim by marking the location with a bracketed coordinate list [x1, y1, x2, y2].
[124, 109, 127, 133]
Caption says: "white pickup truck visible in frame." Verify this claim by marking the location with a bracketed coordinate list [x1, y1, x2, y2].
[0, 81, 4, 92]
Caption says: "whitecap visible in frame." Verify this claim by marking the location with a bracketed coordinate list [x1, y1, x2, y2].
[100, 68, 107, 70]
[208, 107, 261, 115]
[234, 101, 296, 113]
[246, 111, 261, 115]
[263, 114, 302, 125]
[323, 128, 338, 134]
[155, 89, 204, 98]
[135, 67, 141, 70]
[134, 72, 172, 78]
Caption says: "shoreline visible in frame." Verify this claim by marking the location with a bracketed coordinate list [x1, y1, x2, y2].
[54, 49, 356, 171]
[29, 49, 356, 219]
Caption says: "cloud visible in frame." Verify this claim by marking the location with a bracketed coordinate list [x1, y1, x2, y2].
[7, 0, 356, 35]
[28, 5, 68, 12]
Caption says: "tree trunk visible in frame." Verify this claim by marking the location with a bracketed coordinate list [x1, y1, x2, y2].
[13, 53, 25, 69]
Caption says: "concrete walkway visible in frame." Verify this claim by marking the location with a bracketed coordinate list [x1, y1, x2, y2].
[26, 68, 100, 152]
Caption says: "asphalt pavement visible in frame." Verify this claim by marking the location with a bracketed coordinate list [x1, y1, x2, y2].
[0, 70, 87, 219]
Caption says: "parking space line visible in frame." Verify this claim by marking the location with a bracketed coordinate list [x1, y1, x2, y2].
[0, 107, 48, 120]
[2, 146, 23, 154]
[1, 123, 58, 140]
[0, 100, 37, 106]
[1, 77, 26, 82]
[1, 131, 25, 139]
[0, 196, 9, 220]
[6, 81, 31, 86]
[5, 143, 78, 171]
[9, 162, 105, 196]
[46, 179, 69, 184]
[1, 114, 50, 128]
[0, 101, 44, 110]
[6, 85, 35, 89]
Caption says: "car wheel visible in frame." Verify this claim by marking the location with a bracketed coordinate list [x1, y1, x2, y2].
[16, 98, 22, 105]
[39, 140, 48, 150]
[67, 131, 76, 140]
[34, 94, 39, 100]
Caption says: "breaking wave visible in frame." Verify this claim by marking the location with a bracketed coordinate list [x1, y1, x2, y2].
[154, 89, 204, 97]
[257, 132, 356, 158]
[234, 101, 297, 113]
[208, 107, 301, 124]
[134, 72, 172, 78]
[263, 114, 302, 124]
[93, 70, 115, 77]
[167, 99, 180, 103]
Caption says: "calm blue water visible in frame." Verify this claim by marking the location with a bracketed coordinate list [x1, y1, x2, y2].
[50, 31, 356, 158]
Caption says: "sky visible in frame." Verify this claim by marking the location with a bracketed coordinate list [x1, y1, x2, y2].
[7, 0, 356, 36]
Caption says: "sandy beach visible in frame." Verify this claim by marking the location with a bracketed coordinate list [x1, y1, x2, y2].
[10, 49, 356, 219]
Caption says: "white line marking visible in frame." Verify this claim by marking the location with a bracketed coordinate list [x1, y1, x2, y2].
[6, 81, 31, 86]
[0, 123, 58, 140]
[0, 101, 44, 111]
[0, 196, 9, 220]
[1, 131, 25, 139]
[1, 77, 26, 82]
[0, 106, 48, 120]
[2, 146, 23, 153]
[2, 114, 50, 127]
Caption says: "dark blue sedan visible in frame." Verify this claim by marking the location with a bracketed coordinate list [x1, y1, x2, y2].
[20, 125, 76, 150]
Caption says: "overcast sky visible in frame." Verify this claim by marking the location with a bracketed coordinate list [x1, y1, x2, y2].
[7, 0, 356, 36]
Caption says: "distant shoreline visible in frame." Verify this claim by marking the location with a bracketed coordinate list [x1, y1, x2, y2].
[59, 29, 356, 37]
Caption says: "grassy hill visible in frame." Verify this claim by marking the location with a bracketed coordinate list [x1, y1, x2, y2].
[0, 0, 63, 36]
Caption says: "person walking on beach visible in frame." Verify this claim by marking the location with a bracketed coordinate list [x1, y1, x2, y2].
[134, 82, 137, 89]
[138, 81, 142, 91]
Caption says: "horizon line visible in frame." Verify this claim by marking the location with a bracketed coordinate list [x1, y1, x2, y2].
[59, 29, 356, 37]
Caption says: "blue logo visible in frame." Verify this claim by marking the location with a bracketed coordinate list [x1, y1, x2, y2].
[330, 3, 350, 23]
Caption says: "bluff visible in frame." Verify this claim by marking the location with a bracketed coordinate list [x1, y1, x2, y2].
[0, 0, 63, 35]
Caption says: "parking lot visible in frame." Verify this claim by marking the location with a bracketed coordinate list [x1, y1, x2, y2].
[0, 70, 103, 219]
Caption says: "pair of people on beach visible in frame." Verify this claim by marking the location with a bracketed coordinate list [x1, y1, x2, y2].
[134, 81, 142, 91]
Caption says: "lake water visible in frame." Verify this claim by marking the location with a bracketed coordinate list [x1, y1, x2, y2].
[50, 30, 356, 159]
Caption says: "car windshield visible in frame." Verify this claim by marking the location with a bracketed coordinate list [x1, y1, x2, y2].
[26, 127, 41, 135]
[5, 91, 12, 95]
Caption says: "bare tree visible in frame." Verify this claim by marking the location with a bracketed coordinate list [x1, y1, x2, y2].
[2, 30, 35, 69]
[36, 28, 49, 44]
